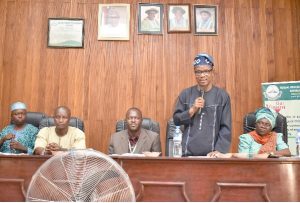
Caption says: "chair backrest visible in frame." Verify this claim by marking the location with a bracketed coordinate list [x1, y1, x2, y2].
[115, 117, 160, 135]
[11, 111, 47, 128]
[243, 112, 288, 144]
[39, 117, 85, 132]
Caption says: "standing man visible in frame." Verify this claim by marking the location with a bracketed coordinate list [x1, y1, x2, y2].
[34, 106, 86, 155]
[173, 53, 232, 156]
[108, 107, 161, 155]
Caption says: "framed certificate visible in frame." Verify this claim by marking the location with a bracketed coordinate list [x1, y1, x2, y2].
[48, 18, 84, 48]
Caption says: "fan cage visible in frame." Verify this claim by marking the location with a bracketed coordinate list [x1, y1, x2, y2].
[26, 149, 135, 202]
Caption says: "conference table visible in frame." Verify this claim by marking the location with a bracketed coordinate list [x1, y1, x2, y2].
[0, 154, 299, 201]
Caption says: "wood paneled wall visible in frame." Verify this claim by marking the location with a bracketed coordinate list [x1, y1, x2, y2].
[0, 0, 299, 154]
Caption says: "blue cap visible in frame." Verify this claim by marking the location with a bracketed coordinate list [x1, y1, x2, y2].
[193, 53, 214, 67]
[10, 102, 27, 111]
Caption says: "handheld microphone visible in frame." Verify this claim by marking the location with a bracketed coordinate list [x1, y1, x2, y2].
[198, 90, 204, 114]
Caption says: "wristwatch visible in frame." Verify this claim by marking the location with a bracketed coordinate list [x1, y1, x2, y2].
[268, 152, 274, 158]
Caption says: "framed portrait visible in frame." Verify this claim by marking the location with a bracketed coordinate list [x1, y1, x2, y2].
[194, 5, 218, 35]
[167, 4, 191, 33]
[48, 18, 84, 48]
[98, 4, 130, 40]
[138, 3, 163, 35]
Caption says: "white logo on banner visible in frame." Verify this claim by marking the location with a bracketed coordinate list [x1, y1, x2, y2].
[264, 85, 282, 100]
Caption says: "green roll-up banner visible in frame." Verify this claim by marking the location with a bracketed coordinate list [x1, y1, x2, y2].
[262, 81, 300, 155]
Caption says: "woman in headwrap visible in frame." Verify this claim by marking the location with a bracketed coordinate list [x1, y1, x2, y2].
[238, 107, 291, 157]
[0, 102, 38, 154]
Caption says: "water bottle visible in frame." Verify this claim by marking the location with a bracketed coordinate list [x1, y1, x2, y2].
[168, 138, 174, 157]
[296, 129, 300, 157]
[173, 126, 182, 157]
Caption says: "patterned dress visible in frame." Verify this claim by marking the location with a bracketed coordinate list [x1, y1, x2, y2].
[0, 124, 38, 154]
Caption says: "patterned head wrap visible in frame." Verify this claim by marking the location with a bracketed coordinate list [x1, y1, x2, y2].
[255, 107, 278, 129]
[193, 53, 214, 68]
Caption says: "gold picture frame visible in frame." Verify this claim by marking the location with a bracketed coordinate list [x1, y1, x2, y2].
[98, 4, 130, 41]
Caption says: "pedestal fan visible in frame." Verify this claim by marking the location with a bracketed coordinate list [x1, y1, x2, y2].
[26, 150, 135, 202]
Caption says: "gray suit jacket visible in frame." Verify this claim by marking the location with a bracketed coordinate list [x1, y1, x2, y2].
[108, 128, 161, 155]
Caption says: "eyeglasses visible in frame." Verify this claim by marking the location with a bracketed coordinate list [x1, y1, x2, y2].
[194, 69, 212, 76]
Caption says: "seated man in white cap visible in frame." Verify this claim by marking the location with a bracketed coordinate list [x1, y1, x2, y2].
[0, 102, 39, 154]
[34, 106, 86, 155]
